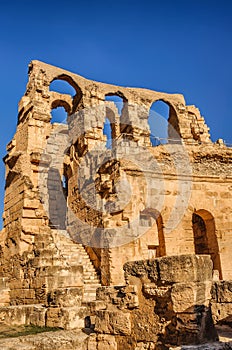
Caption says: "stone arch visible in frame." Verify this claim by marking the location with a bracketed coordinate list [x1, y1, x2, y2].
[51, 99, 72, 115]
[50, 74, 83, 112]
[192, 209, 222, 279]
[105, 93, 126, 116]
[149, 99, 181, 145]
[50, 79, 76, 96]
[139, 208, 166, 258]
[50, 102, 70, 124]
[105, 91, 127, 101]
[104, 94, 126, 145]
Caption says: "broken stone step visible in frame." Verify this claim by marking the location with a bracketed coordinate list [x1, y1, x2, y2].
[0, 304, 46, 327]
[83, 278, 100, 283]
[83, 279, 101, 284]
[83, 268, 98, 274]
[83, 275, 99, 280]
[46, 305, 87, 329]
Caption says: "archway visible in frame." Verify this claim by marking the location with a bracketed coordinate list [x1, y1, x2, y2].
[192, 209, 222, 279]
[50, 75, 83, 112]
[50, 99, 72, 124]
[50, 79, 76, 96]
[148, 100, 180, 146]
[104, 94, 124, 148]
[105, 94, 124, 115]
[139, 209, 166, 258]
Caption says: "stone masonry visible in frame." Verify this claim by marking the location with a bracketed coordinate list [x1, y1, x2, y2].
[0, 61, 231, 348]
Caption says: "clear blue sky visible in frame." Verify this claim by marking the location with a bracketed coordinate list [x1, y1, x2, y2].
[0, 0, 232, 228]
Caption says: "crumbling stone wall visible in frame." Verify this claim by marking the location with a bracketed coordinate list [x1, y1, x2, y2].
[88, 255, 218, 350]
[211, 281, 232, 327]
[0, 61, 231, 330]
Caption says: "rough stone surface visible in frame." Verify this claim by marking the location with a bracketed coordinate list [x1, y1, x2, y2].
[0, 61, 231, 348]
[211, 281, 232, 326]
[92, 255, 218, 349]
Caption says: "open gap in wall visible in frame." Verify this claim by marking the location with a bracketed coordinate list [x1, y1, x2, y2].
[50, 79, 76, 96]
[148, 101, 169, 146]
[51, 106, 68, 124]
[103, 117, 112, 149]
[62, 174, 68, 198]
[105, 95, 124, 115]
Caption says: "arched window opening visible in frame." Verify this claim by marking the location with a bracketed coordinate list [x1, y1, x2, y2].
[148, 100, 180, 146]
[149, 101, 169, 146]
[103, 117, 113, 149]
[105, 94, 124, 115]
[192, 210, 222, 279]
[50, 75, 83, 113]
[51, 106, 68, 124]
[50, 79, 76, 97]
[139, 209, 166, 258]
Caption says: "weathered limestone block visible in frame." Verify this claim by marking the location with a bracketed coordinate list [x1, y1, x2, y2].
[157, 255, 213, 283]
[95, 310, 131, 335]
[0, 305, 46, 327]
[93, 255, 217, 348]
[124, 255, 213, 287]
[212, 281, 232, 303]
[0, 288, 10, 306]
[86, 333, 118, 350]
[123, 255, 217, 348]
[171, 281, 212, 312]
[46, 306, 87, 329]
[26, 305, 47, 327]
[211, 281, 232, 325]
[211, 302, 232, 325]
[40, 265, 83, 289]
[174, 309, 217, 345]
[0, 278, 10, 306]
[46, 287, 83, 307]
[124, 260, 159, 283]
[97, 334, 118, 350]
[86, 334, 98, 350]
[9, 288, 36, 305]
[96, 285, 139, 309]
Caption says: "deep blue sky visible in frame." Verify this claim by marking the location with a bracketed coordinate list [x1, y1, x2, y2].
[0, 0, 232, 228]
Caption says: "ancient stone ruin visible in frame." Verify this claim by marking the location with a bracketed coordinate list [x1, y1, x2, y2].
[0, 60, 231, 349]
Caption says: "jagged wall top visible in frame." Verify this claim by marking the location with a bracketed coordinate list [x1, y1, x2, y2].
[26, 60, 185, 106]
[17, 60, 211, 144]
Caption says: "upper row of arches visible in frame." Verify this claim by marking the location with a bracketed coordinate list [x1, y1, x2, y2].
[49, 78, 181, 146]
